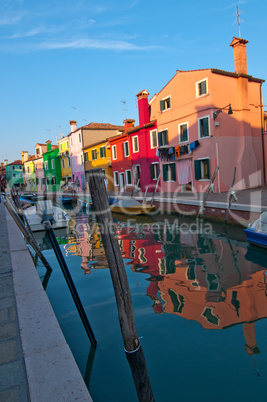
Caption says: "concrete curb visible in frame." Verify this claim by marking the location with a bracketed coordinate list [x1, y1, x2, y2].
[5, 206, 93, 401]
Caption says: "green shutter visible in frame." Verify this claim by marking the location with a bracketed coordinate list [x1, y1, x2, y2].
[163, 165, 168, 181]
[194, 160, 201, 180]
[100, 147, 103, 158]
[158, 131, 163, 147]
[203, 118, 209, 137]
[171, 164, 176, 181]
[165, 130, 169, 145]
[150, 164, 154, 179]
[206, 159, 210, 179]
[160, 100, 165, 111]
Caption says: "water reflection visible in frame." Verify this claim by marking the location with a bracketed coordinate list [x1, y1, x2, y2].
[35, 212, 267, 358]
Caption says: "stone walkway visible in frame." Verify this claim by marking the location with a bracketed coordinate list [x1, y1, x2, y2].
[0, 201, 30, 401]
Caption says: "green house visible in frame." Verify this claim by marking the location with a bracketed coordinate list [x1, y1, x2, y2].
[42, 141, 62, 192]
[5, 160, 24, 189]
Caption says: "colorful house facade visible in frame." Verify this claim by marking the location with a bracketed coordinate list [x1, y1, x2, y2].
[126, 90, 159, 193]
[42, 141, 62, 192]
[57, 136, 72, 185]
[149, 37, 265, 193]
[5, 160, 23, 189]
[34, 143, 53, 192]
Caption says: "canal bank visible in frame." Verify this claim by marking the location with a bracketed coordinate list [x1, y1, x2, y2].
[0, 201, 92, 401]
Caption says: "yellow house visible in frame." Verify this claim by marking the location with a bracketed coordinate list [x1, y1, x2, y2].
[22, 152, 36, 191]
[57, 136, 72, 185]
[83, 140, 113, 191]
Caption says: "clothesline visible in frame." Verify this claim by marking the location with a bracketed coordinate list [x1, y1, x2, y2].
[156, 140, 200, 161]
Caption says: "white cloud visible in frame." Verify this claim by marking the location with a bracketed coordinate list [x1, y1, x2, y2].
[0, 14, 23, 25]
[9, 27, 44, 39]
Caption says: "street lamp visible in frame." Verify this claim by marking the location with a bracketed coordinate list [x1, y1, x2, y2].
[213, 104, 233, 120]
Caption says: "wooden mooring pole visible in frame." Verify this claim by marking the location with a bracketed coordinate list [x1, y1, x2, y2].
[88, 168, 154, 402]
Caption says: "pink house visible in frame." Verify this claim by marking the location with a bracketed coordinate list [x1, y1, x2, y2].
[68, 120, 86, 191]
[127, 90, 159, 193]
[149, 37, 265, 194]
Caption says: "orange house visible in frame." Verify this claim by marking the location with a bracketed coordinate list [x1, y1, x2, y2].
[149, 37, 265, 193]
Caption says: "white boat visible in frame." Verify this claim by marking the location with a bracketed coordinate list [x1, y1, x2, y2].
[23, 200, 71, 232]
[110, 199, 155, 215]
[244, 212, 267, 248]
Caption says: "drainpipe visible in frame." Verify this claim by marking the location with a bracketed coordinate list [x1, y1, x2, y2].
[260, 84, 266, 186]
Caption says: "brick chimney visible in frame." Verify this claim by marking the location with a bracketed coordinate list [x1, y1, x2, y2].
[136, 89, 150, 127]
[21, 151, 28, 164]
[230, 37, 249, 75]
[46, 140, 52, 152]
[124, 119, 135, 132]
[69, 120, 77, 132]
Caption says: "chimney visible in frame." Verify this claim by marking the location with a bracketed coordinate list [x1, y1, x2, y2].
[230, 37, 249, 75]
[124, 119, 135, 132]
[136, 89, 150, 127]
[21, 151, 28, 164]
[46, 140, 52, 152]
[4, 159, 8, 166]
[69, 120, 77, 132]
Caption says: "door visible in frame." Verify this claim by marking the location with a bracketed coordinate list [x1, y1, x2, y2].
[119, 172, 125, 192]
[134, 165, 141, 189]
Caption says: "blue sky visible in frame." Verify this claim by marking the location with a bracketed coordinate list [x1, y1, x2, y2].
[1, 0, 266, 163]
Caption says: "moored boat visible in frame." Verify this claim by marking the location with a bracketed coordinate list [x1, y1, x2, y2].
[110, 199, 155, 215]
[244, 212, 267, 248]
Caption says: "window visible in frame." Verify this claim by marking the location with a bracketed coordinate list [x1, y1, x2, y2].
[158, 130, 169, 147]
[179, 123, 188, 143]
[51, 159, 55, 169]
[27, 167, 30, 173]
[19, 166, 22, 170]
[79, 133, 81, 143]
[44, 161, 48, 170]
[194, 158, 210, 180]
[124, 141, 129, 157]
[114, 171, 119, 186]
[84, 152, 88, 162]
[100, 146, 106, 158]
[12, 173, 16, 178]
[66, 141, 69, 148]
[112, 145, 117, 160]
[196, 78, 208, 97]
[62, 159, 65, 169]
[36, 148, 40, 155]
[160, 96, 171, 111]
[150, 163, 159, 180]
[20, 173, 23, 178]
[51, 176, 56, 185]
[132, 136, 139, 153]
[80, 155, 83, 164]
[36, 178, 39, 185]
[150, 130, 158, 149]
[60, 144, 63, 152]
[12, 165, 15, 170]
[92, 149, 97, 160]
[198, 116, 210, 138]
[68, 158, 70, 167]
[126, 169, 132, 186]
[163, 163, 176, 182]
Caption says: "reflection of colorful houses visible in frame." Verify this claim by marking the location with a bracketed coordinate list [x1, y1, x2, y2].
[149, 37, 265, 193]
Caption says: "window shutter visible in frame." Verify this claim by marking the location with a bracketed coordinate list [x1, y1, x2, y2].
[194, 160, 201, 180]
[100, 147, 103, 158]
[163, 165, 168, 181]
[206, 159, 210, 179]
[165, 130, 169, 145]
[158, 131, 163, 147]
[203, 118, 209, 137]
[171, 164, 176, 181]
[160, 100, 165, 111]
[150, 164, 154, 179]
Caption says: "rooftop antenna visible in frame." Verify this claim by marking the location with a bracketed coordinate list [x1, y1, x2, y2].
[71, 106, 77, 123]
[83, 118, 87, 125]
[120, 100, 127, 119]
[237, 6, 241, 38]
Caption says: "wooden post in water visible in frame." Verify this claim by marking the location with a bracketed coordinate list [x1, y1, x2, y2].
[88, 168, 154, 402]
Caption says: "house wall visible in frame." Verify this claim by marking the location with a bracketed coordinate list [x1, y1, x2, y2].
[84, 142, 113, 191]
[110, 135, 133, 192]
[69, 129, 85, 190]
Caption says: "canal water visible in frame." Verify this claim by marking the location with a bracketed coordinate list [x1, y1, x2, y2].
[33, 208, 267, 402]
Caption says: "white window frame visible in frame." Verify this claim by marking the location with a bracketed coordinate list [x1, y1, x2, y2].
[100, 146, 106, 158]
[51, 159, 55, 169]
[45, 161, 48, 170]
[160, 95, 171, 112]
[114, 171, 119, 186]
[198, 115, 210, 139]
[80, 154, 83, 164]
[164, 163, 176, 182]
[197, 157, 210, 181]
[178, 122, 189, 143]
[92, 148, 97, 161]
[60, 144, 63, 152]
[125, 169, 132, 186]
[112, 145, 117, 160]
[158, 129, 169, 147]
[132, 136, 139, 153]
[66, 141, 69, 148]
[150, 129, 158, 149]
[151, 162, 159, 180]
[62, 159, 65, 169]
[124, 141, 129, 157]
[196, 78, 208, 98]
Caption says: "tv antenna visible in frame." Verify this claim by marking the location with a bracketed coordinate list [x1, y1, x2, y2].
[120, 100, 127, 119]
[233, 6, 244, 38]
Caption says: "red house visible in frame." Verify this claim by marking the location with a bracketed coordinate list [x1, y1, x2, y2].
[109, 120, 134, 192]
[127, 90, 159, 193]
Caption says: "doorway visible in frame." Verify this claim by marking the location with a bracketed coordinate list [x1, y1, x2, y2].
[119, 172, 125, 192]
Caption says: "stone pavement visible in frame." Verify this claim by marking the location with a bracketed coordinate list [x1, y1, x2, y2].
[0, 200, 92, 401]
[0, 200, 30, 401]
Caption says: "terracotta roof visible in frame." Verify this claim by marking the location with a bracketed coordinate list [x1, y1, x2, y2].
[82, 122, 124, 130]
[211, 68, 265, 83]
[126, 120, 156, 134]
[7, 160, 22, 166]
